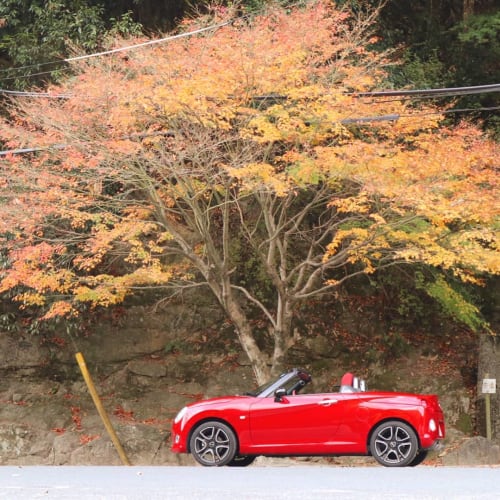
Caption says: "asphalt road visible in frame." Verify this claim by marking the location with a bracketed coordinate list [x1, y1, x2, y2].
[0, 466, 499, 499]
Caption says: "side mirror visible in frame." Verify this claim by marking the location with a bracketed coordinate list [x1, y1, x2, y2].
[274, 387, 287, 402]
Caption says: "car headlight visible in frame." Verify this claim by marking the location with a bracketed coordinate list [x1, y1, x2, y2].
[174, 407, 187, 424]
[429, 418, 437, 432]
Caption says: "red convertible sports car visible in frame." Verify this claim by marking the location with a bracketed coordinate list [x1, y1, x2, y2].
[171, 368, 445, 467]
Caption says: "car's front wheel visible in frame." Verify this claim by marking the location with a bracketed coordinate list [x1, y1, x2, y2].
[189, 421, 237, 466]
[370, 420, 418, 467]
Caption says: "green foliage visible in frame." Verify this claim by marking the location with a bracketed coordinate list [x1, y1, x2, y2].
[106, 11, 144, 39]
[240, 0, 306, 12]
[455, 13, 500, 46]
[389, 49, 449, 90]
[374, 2, 500, 135]
[417, 274, 488, 333]
[0, 1, 141, 89]
[448, 12, 500, 137]
[164, 340, 187, 354]
[0, 1, 105, 56]
[362, 265, 490, 336]
[0, 312, 18, 333]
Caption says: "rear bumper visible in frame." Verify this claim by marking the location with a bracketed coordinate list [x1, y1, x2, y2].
[428, 439, 444, 452]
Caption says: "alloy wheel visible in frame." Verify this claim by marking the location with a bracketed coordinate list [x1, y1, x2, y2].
[370, 421, 418, 467]
[190, 421, 237, 466]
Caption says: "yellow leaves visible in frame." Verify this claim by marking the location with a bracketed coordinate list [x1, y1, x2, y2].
[329, 193, 370, 214]
[73, 216, 159, 272]
[15, 292, 46, 308]
[449, 229, 499, 275]
[324, 227, 369, 260]
[123, 264, 173, 286]
[324, 225, 383, 278]
[242, 115, 283, 143]
[370, 213, 387, 225]
[393, 223, 499, 280]
[226, 162, 289, 196]
[286, 156, 323, 186]
[314, 123, 499, 234]
[397, 244, 458, 269]
[74, 282, 126, 307]
[73, 263, 174, 308]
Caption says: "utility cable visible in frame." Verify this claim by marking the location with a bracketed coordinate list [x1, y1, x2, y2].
[0, 17, 240, 84]
[0, 0, 312, 80]
[0, 89, 72, 99]
[1, 107, 498, 157]
[4, 82, 500, 101]
[340, 105, 500, 124]
[355, 83, 500, 98]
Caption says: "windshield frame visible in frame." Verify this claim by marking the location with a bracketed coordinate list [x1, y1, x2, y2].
[246, 368, 312, 398]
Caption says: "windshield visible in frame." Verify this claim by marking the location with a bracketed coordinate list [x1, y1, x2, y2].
[245, 372, 289, 397]
[245, 369, 312, 397]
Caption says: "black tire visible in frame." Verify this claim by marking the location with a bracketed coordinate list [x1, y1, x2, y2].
[370, 420, 418, 467]
[227, 455, 256, 467]
[409, 450, 428, 467]
[189, 421, 237, 466]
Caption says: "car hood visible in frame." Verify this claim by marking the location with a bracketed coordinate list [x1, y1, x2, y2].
[186, 395, 251, 409]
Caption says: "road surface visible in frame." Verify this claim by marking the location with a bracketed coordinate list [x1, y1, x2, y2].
[0, 466, 498, 499]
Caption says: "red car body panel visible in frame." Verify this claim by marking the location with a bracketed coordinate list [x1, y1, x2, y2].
[171, 370, 445, 463]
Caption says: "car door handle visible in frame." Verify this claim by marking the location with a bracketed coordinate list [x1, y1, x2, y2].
[318, 399, 338, 406]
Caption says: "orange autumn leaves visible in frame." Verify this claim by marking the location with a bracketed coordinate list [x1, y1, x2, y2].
[0, 0, 498, 320]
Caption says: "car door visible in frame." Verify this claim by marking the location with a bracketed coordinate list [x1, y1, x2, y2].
[248, 393, 358, 453]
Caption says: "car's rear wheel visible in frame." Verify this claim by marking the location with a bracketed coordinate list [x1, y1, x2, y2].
[227, 455, 256, 467]
[370, 420, 418, 467]
[189, 421, 237, 466]
[409, 450, 428, 466]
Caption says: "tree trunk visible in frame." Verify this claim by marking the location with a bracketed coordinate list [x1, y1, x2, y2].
[270, 297, 295, 376]
[463, 0, 475, 19]
[209, 276, 271, 384]
[231, 309, 270, 384]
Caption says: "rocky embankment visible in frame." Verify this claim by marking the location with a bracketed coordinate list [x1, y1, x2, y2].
[0, 302, 497, 466]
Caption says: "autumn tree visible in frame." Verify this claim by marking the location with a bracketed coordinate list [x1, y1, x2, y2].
[0, 1, 498, 382]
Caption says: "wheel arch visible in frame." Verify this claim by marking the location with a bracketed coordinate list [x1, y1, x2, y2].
[366, 417, 421, 455]
[186, 417, 240, 454]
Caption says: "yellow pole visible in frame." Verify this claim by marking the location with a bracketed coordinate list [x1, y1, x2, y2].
[75, 352, 131, 465]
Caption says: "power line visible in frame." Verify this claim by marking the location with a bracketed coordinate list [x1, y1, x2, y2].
[341, 106, 500, 124]
[5, 81, 500, 101]
[0, 0, 322, 85]
[0, 0, 310, 85]
[0, 130, 174, 157]
[355, 83, 500, 98]
[0, 89, 72, 99]
[1, 106, 497, 157]
[0, 144, 67, 156]
[0, 17, 240, 84]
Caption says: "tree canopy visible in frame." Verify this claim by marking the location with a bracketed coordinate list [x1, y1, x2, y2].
[0, 1, 498, 381]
